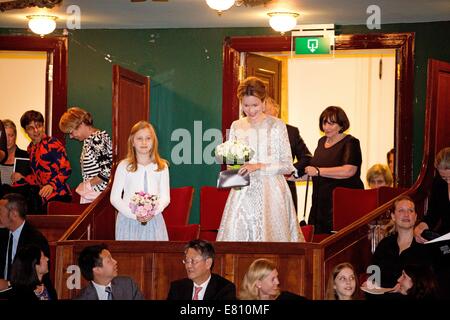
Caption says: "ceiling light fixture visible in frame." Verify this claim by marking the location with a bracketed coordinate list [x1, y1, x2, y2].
[268, 12, 299, 34]
[206, 0, 235, 14]
[27, 14, 57, 37]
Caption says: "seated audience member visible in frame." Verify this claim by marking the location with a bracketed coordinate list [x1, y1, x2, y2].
[239, 258, 306, 300]
[0, 119, 29, 198]
[0, 193, 53, 293]
[414, 147, 450, 242]
[6, 244, 56, 300]
[366, 164, 393, 189]
[1, 119, 28, 165]
[59, 107, 113, 203]
[392, 264, 440, 299]
[0, 121, 7, 196]
[167, 239, 236, 300]
[76, 244, 144, 300]
[0, 121, 6, 163]
[387, 148, 395, 182]
[11, 110, 72, 213]
[326, 262, 359, 300]
[367, 196, 433, 298]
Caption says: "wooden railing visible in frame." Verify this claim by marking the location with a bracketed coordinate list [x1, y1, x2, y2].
[59, 164, 117, 241]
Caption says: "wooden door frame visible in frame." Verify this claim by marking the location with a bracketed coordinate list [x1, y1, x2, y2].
[112, 65, 150, 163]
[0, 35, 67, 143]
[222, 33, 415, 187]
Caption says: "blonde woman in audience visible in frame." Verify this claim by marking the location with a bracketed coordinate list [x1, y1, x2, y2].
[239, 258, 306, 300]
[366, 164, 393, 189]
[326, 262, 359, 300]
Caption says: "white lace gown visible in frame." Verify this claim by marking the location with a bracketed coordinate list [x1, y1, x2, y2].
[110, 161, 170, 241]
[217, 116, 304, 242]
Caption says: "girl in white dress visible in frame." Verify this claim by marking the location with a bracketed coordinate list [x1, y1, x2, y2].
[110, 121, 170, 240]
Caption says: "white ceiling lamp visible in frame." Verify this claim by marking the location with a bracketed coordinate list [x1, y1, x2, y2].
[27, 14, 57, 37]
[206, 0, 235, 14]
[268, 12, 299, 34]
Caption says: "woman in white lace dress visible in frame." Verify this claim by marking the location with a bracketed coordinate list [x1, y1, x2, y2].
[217, 77, 304, 242]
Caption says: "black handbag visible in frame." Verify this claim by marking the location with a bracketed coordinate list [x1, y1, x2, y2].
[217, 169, 250, 189]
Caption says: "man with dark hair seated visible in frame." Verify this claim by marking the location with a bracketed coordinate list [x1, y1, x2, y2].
[167, 239, 236, 300]
[0, 193, 53, 294]
[75, 244, 144, 300]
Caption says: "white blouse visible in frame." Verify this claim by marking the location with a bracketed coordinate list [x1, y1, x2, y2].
[110, 160, 170, 220]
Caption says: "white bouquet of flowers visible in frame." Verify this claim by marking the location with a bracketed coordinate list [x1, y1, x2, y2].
[129, 191, 159, 225]
[215, 139, 254, 169]
[215, 140, 254, 189]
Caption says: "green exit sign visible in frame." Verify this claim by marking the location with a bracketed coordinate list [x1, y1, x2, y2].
[295, 37, 330, 54]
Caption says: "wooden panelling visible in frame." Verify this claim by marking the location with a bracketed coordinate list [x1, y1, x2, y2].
[27, 215, 78, 242]
[55, 241, 319, 300]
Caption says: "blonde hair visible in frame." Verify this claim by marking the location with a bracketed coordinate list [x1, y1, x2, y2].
[2, 119, 17, 136]
[126, 120, 168, 172]
[237, 76, 267, 102]
[325, 262, 358, 300]
[239, 258, 280, 300]
[435, 147, 450, 170]
[59, 107, 93, 133]
[366, 164, 393, 187]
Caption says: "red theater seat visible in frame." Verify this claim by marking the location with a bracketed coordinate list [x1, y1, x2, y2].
[162, 186, 194, 226]
[332, 187, 378, 231]
[199, 186, 230, 241]
[167, 224, 200, 241]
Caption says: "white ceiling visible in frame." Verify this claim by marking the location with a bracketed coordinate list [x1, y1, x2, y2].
[0, 0, 449, 29]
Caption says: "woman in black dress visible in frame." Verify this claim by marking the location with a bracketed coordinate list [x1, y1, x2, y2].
[305, 106, 364, 234]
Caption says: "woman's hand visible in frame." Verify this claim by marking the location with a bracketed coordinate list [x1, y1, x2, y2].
[39, 184, 54, 199]
[238, 163, 264, 175]
[136, 214, 154, 223]
[11, 172, 25, 184]
[413, 222, 429, 244]
[305, 166, 320, 177]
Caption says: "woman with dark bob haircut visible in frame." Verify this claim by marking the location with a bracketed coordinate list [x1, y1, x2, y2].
[305, 106, 364, 234]
[7, 245, 57, 300]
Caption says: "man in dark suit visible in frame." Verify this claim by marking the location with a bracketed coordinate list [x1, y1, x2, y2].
[0, 193, 51, 291]
[75, 244, 144, 300]
[265, 97, 312, 213]
[167, 239, 236, 300]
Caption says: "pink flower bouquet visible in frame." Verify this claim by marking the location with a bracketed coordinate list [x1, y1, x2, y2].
[129, 191, 159, 225]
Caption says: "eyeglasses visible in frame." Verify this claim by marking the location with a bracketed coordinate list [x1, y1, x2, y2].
[25, 122, 44, 132]
[182, 257, 205, 265]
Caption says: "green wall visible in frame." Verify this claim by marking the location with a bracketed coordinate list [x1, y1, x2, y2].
[66, 27, 275, 222]
[2, 21, 449, 222]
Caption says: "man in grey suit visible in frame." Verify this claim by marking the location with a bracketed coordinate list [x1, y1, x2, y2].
[75, 244, 144, 300]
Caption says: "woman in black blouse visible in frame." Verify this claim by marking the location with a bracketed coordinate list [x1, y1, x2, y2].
[414, 147, 450, 242]
[305, 106, 364, 234]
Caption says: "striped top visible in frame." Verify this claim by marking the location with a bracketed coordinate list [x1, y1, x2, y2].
[81, 130, 112, 192]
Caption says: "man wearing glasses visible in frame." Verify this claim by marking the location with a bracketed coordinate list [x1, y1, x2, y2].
[167, 239, 236, 300]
